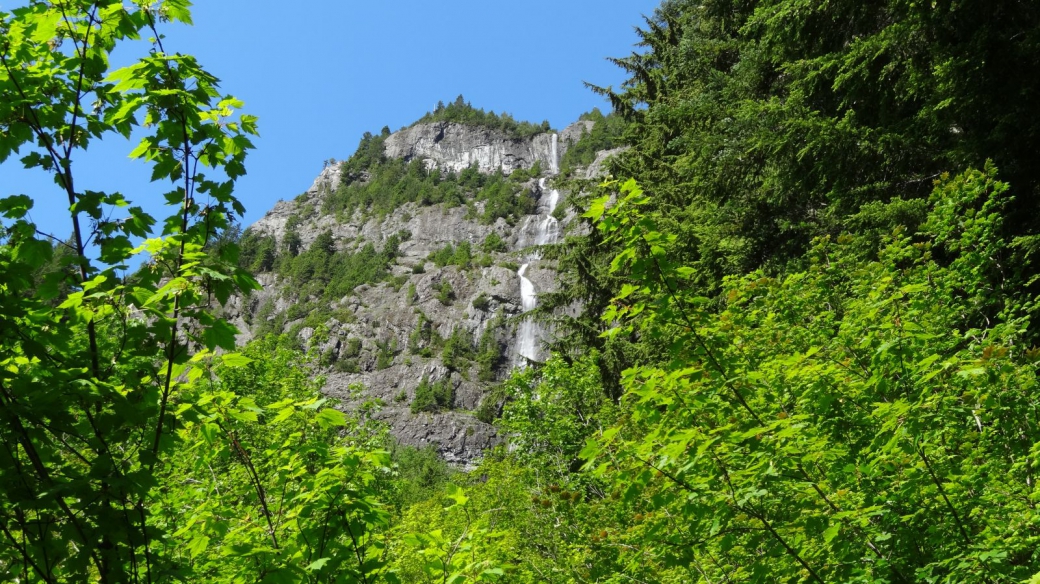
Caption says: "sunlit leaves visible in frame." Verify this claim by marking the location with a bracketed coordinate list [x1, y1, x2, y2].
[0, 1, 264, 581]
[577, 169, 1040, 582]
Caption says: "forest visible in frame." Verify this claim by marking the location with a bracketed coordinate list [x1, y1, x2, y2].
[2, 0, 1040, 582]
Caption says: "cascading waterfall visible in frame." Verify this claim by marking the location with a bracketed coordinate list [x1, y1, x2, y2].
[516, 264, 539, 362]
[515, 134, 562, 364]
[550, 133, 559, 174]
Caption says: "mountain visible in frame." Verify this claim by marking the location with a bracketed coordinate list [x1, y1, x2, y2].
[224, 114, 619, 464]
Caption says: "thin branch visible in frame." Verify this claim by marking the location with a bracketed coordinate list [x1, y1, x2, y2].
[0, 513, 55, 584]
[0, 381, 105, 576]
[343, 511, 371, 584]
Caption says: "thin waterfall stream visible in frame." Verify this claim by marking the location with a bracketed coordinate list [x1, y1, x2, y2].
[515, 134, 560, 364]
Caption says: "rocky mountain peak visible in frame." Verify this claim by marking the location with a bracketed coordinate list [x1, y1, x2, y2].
[229, 113, 618, 466]
[384, 120, 593, 175]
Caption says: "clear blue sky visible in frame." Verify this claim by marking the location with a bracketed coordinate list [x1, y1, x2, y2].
[2, 1, 660, 240]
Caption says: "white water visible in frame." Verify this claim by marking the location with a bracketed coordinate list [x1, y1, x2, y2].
[514, 134, 562, 365]
[516, 264, 539, 362]
[550, 133, 559, 175]
[535, 179, 560, 247]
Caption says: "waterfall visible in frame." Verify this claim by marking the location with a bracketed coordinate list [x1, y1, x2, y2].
[534, 178, 560, 247]
[550, 133, 559, 175]
[514, 134, 561, 365]
[516, 264, 539, 362]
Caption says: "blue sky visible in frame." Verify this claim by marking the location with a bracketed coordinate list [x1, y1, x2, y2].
[2, 1, 660, 240]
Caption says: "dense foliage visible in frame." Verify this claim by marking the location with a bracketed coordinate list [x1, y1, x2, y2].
[0, 3, 499, 582]
[579, 0, 1040, 298]
[4, 0, 1040, 583]
[577, 173, 1040, 582]
[0, 1, 262, 580]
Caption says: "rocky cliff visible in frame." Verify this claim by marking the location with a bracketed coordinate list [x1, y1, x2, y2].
[231, 117, 616, 465]
[383, 120, 591, 175]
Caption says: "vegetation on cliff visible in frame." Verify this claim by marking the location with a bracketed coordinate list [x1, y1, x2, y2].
[413, 95, 552, 140]
[3, 1, 1040, 583]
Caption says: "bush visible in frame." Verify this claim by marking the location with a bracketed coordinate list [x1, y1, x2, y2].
[436, 280, 455, 305]
[387, 445, 456, 509]
[428, 241, 474, 269]
[551, 201, 566, 222]
[410, 376, 454, 413]
[558, 107, 627, 175]
[481, 231, 507, 253]
[282, 228, 302, 258]
[324, 137, 536, 225]
[342, 337, 362, 359]
[428, 244, 455, 268]
[474, 392, 505, 424]
[476, 329, 503, 382]
[275, 230, 394, 301]
[408, 313, 443, 355]
[334, 358, 360, 373]
[441, 327, 475, 371]
[471, 293, 491, 312]
[238, 228, 278, 272]
[375, 338, 397, 370]
[285, 301, 315, 323]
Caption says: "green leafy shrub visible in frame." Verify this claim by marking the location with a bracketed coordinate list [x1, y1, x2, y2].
[574, 172, 1040, 583]
[481, 231, 507, 253]
[238, 228, 278, 272]
[375, 338, 397, 370]
[411, 376, 455, 413]
[275, 230, 394, 301]
[408, 312, 446, 359]
[436, 280, 455, 305]
[428, 241, 475, 269]
[475, 328, 503, 381]
[387, 445, 457, 509]
[335, 358, 360, 373]
[471, 292, 491, 312]
[558, 108, 627, 176]
[326, 151, 534, 225]
[441, 327, 475, 371]
[343, 337, 363, 359]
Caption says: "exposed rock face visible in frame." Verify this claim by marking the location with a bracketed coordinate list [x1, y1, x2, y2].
[383, 121, 591, 175]
[585, 147, 629, 180]
[234, 119, 612, 466]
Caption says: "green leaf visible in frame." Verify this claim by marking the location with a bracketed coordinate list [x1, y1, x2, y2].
[202, 319, 239, 351]
[220, 353, 253, 368]
[445, 484, 469, 507]
[315, 408, 348, 430]
[822, 523, 840, 543]
[582, 195, 611, 221]
[13, 238, 52, 269]
[305, 558, 330, 571]
[186, 535, 210, 558]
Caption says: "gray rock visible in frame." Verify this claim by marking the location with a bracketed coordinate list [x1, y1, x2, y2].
[229, 122, 617, 465]
[585, 147, 629, 180]
[384, 122, 553, 175]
